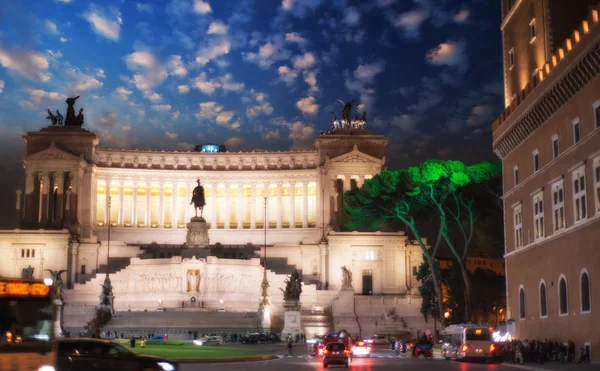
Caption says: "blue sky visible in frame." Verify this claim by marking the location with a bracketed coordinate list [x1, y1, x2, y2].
[0, 0, 504, 175]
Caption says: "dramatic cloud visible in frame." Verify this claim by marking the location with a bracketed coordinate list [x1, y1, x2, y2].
[192, 72, 220, 94]
[426, 40, 468, 72]
[466, 104, 497, 127]
[66, 67, 103, 91]
[151, 104, 171, 111]
[124, 50, 168, 93]
[196, 38, 231, 65]
[345, 61, 385, 111]
[392, 9, 429, 38]
[0, 45, 50, 82]
[168, 55, 187, 77]
[296, 96, 319, 114]
[207, 21, 228, 35]
[83, 5, 122, 41]
[453, 9, 470, 24]
[28, 89, 61, 103]
[292, 52, 316, 70]
[390, 114, 418, 134]
[304, 71, 318, 92]
[194, 0, 212, 14]
[178, 85, 190, 94]
[196, 102, 237, 129]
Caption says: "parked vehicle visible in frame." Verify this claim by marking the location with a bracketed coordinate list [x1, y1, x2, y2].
[322, 342, 351, 368]
[193, 336, 223, 346]
[240, 333, 267, 344]
[371, 334, 389, 345]
[441, 324, 495, 361]
[351, 339, 372, 357]
[56, 338, 178, 371]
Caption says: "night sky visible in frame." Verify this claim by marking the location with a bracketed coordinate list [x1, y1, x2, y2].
[0, 0, 504, 227]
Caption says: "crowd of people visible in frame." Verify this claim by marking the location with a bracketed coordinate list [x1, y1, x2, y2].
[499, 339, 591, 364]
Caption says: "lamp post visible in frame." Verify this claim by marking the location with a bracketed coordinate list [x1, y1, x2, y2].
[107, 196, 111, 279]
[259, 196, 271, 332]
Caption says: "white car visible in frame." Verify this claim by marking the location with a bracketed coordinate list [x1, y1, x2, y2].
[193, 336, 223, 346]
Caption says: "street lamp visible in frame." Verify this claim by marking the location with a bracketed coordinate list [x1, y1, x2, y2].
[259, 196, 271, 332]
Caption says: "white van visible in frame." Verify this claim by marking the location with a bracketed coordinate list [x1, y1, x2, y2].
[441, 324, 495, 361]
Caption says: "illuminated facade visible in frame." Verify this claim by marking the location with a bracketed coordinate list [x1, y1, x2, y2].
[1, 122, 431, 337]
[495, 0, 600, 359]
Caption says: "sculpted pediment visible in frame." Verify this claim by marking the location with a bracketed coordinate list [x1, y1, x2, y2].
[27, 142, 81, 162]
[328, 145, 382, 165]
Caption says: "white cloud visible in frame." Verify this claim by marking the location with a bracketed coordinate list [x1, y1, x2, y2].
[390, 114, 418, 133]
[28, 89, 61, 103]
[54, 0, 71, 3]
[177, 142, 194, 150]
[172, 111, 180, 119]
[426, 40, 468, 72]
[243, 40, 291, 69]
[0, 45, 50, 82]
[136, 3, 153, 13]
[207, 21, 228, 35]
[304, 71, 318, 92]
[165, 131, 178, 139]
[345, 61, 385, 112]
[281, 0, 324, 18]
[296, 96, 319, 114]
[125, 50, 168, 93]
[453, 9, 470, 24]
[264, 129, 280, 140]
[220, 73, 244, 91]
[146, 92, 162, 102]
[0, 80, 3, 94]
[278, 65, 298, 85]
[83, 5, 122, 41]
[224, 136, 244, 149]
[178, 85, 190, 94]
[342, 7, 361, 26]
[216, 111, 234, 124]
[292, 52, 316, 69]
[96, 68, 106, 78]
[66, 67, 103, 91]
[288, 121, 314, 141]
[45, 20, 59, 34]
[392, 9, 429, 38]
[246, 102, 274, 118]
[151, 104, 171, 111]
[60, 37, 70, 43]
[376, 0, 395, 7]
[192, 72, 220, 94]
[285, 32, 308, 47]
[196, 38, 231, 65]
[168, 55, 188, 77]
[467, 104, 496, 127]
[115, 87, 133, 99]
[194, 0, 212, 14]
[196, 101, 227, 119]
[19, 100, 34, 110]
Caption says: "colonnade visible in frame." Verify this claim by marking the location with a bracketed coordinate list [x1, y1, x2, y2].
[95, 180, 318, 229]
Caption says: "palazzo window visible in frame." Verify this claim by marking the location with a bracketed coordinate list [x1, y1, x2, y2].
[529, 19, 536, 43]
[533, 150, 540, 173]
[509, 48, 515, 69]
[514, 205, 523, 248]
[573, 168, 587, 222]
[594, 159, 600, 214]
[559, 275, 568, 316]
[539, 281, 548, 318]
[573, 118, 581, 144]
[533, 193, 544, 240]
[514, 166, 519, 186]
[552, 135, 559, 159]
[519, 286, 526, 319]
[594, 100, 600, 129]
[363, 250, 375, 260]
[580, 269, 591, 313]
[552, 181, 565, 231]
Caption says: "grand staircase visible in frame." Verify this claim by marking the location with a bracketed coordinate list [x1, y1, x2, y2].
[78, 257, 135, 284]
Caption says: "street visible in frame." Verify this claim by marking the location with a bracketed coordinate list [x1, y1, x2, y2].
[179, 344, 527, 371]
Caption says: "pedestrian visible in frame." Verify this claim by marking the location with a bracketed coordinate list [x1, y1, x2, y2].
[130, 337, 136, 348]
[284, 338, 293, 356]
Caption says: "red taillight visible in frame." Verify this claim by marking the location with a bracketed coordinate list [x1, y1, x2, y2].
[358, 342, 364, 346]
[367, 346, 372, 350]
[462, 344, 469, 352]
[318, 348, 323, 355]
[344, 350, 351, 355]
[490, 344, 495, 352]
[323, 350, 329, 355]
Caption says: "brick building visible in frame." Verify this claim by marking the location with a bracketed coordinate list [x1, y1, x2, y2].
[493, 0, 600, 359]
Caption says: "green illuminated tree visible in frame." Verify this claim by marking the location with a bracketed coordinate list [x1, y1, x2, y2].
[344, 159, 502, 323]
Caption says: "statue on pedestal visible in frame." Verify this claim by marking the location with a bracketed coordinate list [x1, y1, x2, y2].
[341, 265, 353, 288]
[190, 178, 206, 218]
[44, 269, 67, 301]
[281, 268, 302, 301]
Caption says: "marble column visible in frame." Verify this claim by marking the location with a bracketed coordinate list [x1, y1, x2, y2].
[357, 175, 365, 188]
[290, 183, 296, 228]
[224, 183, 231, 229]
[23, 171, 35, 224]
[250, 183, 257, 229]
[159, 183, 165, 227]
[172, 184, 178, 228]
[119, 184, 125, 226]
[40, 172, 49, 224]
[105, 180, 112, 226]
[237, 184, 243, 229]
[276, 182, 283, 229]
[15, 189, 22, 223]
[145, 183, 151, 228]
[343, 176, 351, 193]
[211, 184, 217, 227]
[320, 245, 327, 286]
[303, 182, 309, 228]
[132, 183, 138, 227]
[55, 171, 64, 224]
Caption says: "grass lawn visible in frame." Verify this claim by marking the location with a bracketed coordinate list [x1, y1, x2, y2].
[127, 344, 268, 360]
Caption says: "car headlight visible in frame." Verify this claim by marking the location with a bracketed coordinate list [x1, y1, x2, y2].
[39, 366, 55, 371]
[157, 362, 175, 371]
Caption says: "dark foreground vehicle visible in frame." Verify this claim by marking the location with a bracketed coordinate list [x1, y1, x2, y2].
[413, 339, 433, 358]
[323, 342, 351, 368]
[56, 338, 178, 371]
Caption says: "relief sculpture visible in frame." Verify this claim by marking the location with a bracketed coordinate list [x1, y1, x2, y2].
[187, 269, 201, 293]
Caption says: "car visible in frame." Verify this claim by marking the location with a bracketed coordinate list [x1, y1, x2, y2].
[322, 341, 351, 368]
[193, 336, 223, 346]
[56, 338, 178, 371]
[371, 335, 389, 345]
[351, 339, 372, 357]
[240, 333, 268, 344]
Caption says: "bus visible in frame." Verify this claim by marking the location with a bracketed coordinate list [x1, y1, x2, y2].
[441, 324, 495, 361]
[0, 278, 57, 371]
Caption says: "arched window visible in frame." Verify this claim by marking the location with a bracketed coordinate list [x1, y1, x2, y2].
[559, 275, 568, 316]
[519, 286, 526, 319]
[539, 280, 547, 318]
[580, 269, 591, 313]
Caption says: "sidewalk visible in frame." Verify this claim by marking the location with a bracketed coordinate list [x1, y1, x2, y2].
[504, 362, 598, 371]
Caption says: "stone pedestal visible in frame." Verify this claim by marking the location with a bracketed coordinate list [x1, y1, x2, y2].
[52, 298, 64, 337]
[332, 287, 361, 338]
[281, 300, 302, 338]
[186, 217, 210, 247]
